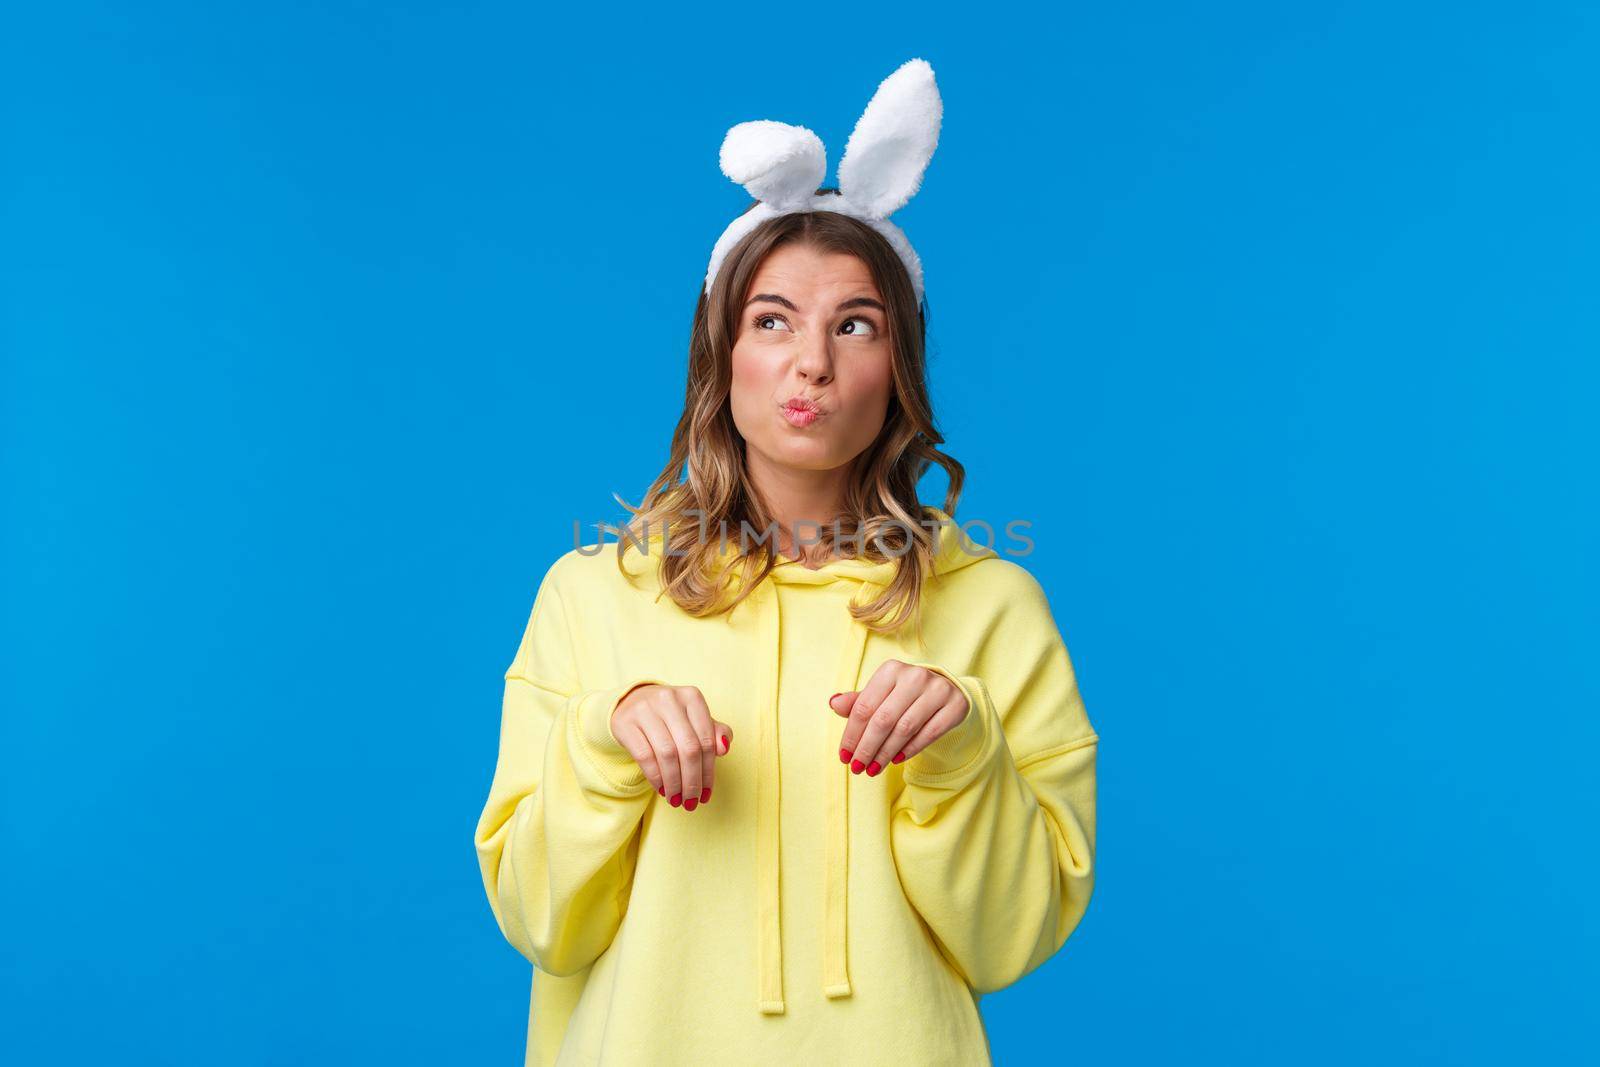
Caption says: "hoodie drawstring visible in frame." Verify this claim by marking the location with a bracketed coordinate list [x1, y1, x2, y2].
[754, 579, 784, 1013]
[753, 577, 882, 1015]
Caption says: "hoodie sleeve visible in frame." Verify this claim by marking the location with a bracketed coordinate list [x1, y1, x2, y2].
[473, 559, 671, 976]
[890, 566, 1099, 995]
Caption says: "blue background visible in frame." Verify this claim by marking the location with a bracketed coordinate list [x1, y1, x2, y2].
[4, 3, 1595, 1064]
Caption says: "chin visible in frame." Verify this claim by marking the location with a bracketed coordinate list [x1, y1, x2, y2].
[769, 441, 845, 471]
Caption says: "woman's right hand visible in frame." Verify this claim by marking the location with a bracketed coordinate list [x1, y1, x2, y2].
[609, 683, 733, 813]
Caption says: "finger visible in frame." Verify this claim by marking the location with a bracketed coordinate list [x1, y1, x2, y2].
[830, 692, 857, 764]
[829, 692, 858, 765]
[704, 723, 732, 806]
[612, 686, 665, 794]
[614, 716, 664, 793]
[659, 689, 705, 810]
[853, 670, 928, 775]
[899, 689, 970, 762]
[680, 687, 718, 809]
[871, 683, 946, 774]
[841, 661, 902, 772]
[635, 696, 682, 803]
[828, 691, 853, 718]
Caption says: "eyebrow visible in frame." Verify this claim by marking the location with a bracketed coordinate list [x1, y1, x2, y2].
[745, 293, 887, 314]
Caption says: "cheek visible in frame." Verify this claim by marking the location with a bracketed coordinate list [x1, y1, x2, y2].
[729, 343, 774, 420]
[730, 343, 759, 388]
[845, 352, 895, 416]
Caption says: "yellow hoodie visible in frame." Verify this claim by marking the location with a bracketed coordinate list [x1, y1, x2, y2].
[473, 508, 1098, 1066]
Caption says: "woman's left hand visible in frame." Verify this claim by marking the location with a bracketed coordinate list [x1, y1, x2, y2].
[829, 659, 969, 776]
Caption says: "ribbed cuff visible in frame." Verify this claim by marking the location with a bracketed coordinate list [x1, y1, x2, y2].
[901, 662, 997, 784]
[569, 679, 671, 796]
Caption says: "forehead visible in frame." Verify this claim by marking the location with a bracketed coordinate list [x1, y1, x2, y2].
[745, 243, 881, 301]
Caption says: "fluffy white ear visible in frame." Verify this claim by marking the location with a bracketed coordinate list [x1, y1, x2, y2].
[719, 120, 827, 211]
[837, 58, 942, 219]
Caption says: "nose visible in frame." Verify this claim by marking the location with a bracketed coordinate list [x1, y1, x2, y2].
[795, 329, 835, 386]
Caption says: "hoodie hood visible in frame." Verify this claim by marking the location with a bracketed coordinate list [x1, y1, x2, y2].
[618, 507, 994, 1012]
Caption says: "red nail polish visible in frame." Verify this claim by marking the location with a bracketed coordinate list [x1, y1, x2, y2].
[867, 761, 881, 776]
[851, 759, 864, 773]
[701, 787, 710, 803]
[671, 793, 682, 807]
[721, 734, 730, 752]
[684, 798, 698, 812]
[892, 751, 906, 764]
[840, 747, 852, 764]
[659, 785, 666, 795]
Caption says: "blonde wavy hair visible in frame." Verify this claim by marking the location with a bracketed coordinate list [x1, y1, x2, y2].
[602, 194, 966, 635]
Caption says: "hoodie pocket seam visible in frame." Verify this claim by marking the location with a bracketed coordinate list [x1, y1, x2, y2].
[1014, 732, 1099, 771]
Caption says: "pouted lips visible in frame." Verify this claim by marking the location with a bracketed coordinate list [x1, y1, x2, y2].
[780, 397, 826, 428]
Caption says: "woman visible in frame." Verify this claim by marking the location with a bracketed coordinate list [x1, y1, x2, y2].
[473, 60, 1098, 1066]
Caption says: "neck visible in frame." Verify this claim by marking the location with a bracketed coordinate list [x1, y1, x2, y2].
[745, 453, 851, 563]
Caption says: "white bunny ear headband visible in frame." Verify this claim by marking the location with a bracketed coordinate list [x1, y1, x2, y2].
[704, 57, 943, 308]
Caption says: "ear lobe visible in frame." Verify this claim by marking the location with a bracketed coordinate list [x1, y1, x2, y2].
[837, 58, 942, 219]
[720, 119, 827, 211]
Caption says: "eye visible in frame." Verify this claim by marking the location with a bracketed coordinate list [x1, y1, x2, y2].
[752, 313, 791, 332]
[838, 316, 879, 338]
